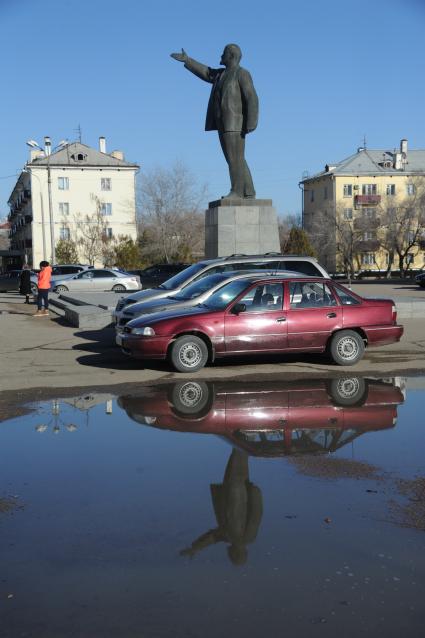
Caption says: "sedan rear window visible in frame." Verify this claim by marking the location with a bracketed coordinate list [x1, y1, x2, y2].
[333, 284, 361, 305]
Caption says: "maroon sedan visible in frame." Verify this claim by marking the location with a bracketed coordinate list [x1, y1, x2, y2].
[117, 275, 404, 372]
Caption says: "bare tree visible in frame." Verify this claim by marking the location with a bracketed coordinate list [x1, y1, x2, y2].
[137, 162, 207, 263]
[378, 179, 425, 276]
[74, 195, 111, 266]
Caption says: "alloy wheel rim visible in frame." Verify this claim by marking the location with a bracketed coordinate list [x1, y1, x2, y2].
[337, 337, 359, 361]
[179, 342, 202, 368]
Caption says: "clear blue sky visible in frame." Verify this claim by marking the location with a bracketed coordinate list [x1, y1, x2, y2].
[1, 0, 424, 218]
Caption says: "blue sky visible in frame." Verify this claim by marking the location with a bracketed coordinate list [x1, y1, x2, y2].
[1, 0, 424, 218]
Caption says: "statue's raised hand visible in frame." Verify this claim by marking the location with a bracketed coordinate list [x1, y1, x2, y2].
[170, 48, 188, 63]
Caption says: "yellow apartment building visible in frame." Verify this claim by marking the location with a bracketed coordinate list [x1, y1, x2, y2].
[301, 139, 425, 274]
[7, 136, 139, 267]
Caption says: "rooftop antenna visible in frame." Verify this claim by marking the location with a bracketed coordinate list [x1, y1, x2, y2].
[74, 124, 82, 143]
[363, 134, 367, 149]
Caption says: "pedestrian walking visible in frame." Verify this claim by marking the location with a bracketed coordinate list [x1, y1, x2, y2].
[34, 260, 52, 317]
[19, 264, 32, 304]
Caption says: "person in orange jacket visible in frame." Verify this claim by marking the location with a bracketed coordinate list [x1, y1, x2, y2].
[34, 260, 52, 317]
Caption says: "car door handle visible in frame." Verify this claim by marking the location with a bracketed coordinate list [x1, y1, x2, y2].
[276, 317, 287, 323]
[327, 312, 337, 318]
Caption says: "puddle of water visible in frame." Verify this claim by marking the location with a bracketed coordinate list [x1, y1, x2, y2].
[0, 376, 424, 638]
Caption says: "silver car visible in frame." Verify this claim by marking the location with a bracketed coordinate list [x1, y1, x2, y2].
[115, 270, 308, 338]
[53, 268, 141, 293]
[114, 253, 330, 320]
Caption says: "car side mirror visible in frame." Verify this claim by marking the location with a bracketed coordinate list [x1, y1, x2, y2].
[231, 302, 246, 315]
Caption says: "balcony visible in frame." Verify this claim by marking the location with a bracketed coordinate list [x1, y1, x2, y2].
[355, 195, 381, 207]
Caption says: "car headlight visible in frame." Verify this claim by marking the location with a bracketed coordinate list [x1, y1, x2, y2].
[130, 326, 156, 336]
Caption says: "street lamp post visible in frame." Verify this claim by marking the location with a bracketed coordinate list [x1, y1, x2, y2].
[26, 137, 68, 264]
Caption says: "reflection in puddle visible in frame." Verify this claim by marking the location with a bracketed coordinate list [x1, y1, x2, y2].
[1, 375, 424, 638]
[118, 376, 405, 456]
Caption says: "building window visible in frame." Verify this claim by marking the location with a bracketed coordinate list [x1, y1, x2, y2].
[58, 177, 69, 190]
[363, 231, 375, 240]
[343, 208, 353, 220]
[362, 208, 376, 219]
[407, 254, 414, 265]
[101, 178, 112, 191]
[71, 153, 87, 162]
[406, 183, 416, 196]
[310, 190, 314, 203]
[362, 184, 377, 195]
[324, 186, 328, 200]
[59, 202, 69, 215]
[386, 184, 396, 196]
[100, 203, 112, 216]
[362, 252, 375, 265]
[59, 227, 70, 240]
[106, 227, 113, 239]
[407, 231, 415, 244]
[343, 184, 352, 197]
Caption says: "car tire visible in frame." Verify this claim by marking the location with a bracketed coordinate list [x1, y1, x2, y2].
[55, 285, 69, 293]
[112, 284, 126, 292]
[170, 335, 208, 373]
[326, 377, 368, 407]
[329, 330, 365, 366]
[169, 381, 213, 417]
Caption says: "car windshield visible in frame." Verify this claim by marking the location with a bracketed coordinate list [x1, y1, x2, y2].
[202, 279, 252, 311]
[158, 263, 205, 290]
[172, 274, 230, 300]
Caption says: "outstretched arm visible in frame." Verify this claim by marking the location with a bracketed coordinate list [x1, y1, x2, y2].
[170, 48, 188, 63]
[170, 49, 218, 84]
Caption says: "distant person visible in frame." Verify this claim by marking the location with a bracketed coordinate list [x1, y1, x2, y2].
[19, 264, 32, 304]
[34, 260, 52, 317]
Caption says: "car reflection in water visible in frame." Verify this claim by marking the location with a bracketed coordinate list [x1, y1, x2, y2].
[118, 376, 404, 564]
[118, 376, 405, 457]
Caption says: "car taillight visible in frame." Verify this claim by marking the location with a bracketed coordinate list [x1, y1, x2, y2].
[392, 304, 397, 323]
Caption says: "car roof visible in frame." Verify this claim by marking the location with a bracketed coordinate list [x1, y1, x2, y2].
[196, 254, 320, 266]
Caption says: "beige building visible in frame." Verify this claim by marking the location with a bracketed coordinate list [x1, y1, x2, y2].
[8, 137, 139, 267]
[301, 139, 425, 274]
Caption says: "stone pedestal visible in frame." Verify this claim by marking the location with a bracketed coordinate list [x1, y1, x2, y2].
[205, 198, 280, 258]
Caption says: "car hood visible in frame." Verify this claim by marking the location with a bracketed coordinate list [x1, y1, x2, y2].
[123, 297, 196, 317]
[121, 287, 176, 305]
[127, 304, 214, 327]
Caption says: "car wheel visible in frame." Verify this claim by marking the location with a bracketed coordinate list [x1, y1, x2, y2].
[420, 282, 425, 288]
[55, 285, 69, 293]
[112, 284, 126, 292]
[170, 335, 208, 373]
[329, 330, 365, 366]
[326, 377, 368, 407]
[170, 381, 212, 416]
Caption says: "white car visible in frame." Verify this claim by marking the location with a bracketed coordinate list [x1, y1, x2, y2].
[53, 268, 141, 292]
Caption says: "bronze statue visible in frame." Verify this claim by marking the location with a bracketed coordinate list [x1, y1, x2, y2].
[171, 44, 259, 199]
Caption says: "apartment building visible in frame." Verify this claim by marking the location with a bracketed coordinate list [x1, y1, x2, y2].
[301, 139, 425, 273]
[8, 137, 139, 267]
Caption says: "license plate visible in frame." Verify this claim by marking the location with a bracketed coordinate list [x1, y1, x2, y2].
[116, 334, 123, 346]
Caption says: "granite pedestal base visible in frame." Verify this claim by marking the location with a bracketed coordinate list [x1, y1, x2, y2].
[205, 198, 281, 258]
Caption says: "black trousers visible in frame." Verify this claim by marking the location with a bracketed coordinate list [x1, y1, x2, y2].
[37, 289, 49, 310]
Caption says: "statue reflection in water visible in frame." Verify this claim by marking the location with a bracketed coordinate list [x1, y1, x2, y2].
[180, 449, 263, 566]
